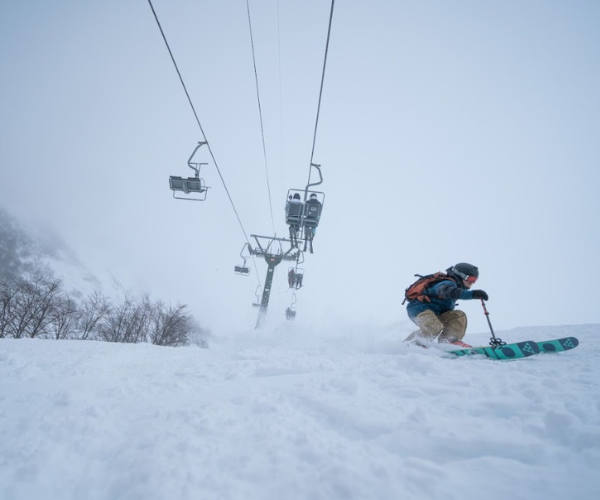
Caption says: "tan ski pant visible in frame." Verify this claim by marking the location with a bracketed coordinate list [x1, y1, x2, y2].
[404, 309, 468, 343]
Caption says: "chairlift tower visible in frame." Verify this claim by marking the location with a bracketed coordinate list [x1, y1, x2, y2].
[247, 234, 300, 328]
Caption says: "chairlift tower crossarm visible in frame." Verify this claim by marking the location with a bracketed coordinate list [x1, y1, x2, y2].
[247, 235, 300, 262]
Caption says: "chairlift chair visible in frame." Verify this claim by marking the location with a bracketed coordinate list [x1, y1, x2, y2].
[285, 189, 325, 249]
[303, 198, 323, 227]
[234, 264, 250, 276]
[252, 285, 262, 308]
[287, 266, 304, 289]
[234, 244, 251, 276]
[286, 292, 298, 320]
[169, 142, 210, 201]
[285, 191, 304, 226]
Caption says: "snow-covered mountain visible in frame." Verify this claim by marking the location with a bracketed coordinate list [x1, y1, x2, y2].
[1, 323, 598, 500]
[0, 206, 101, 295]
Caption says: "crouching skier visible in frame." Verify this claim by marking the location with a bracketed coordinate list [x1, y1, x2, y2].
[403, 263, 488, 348]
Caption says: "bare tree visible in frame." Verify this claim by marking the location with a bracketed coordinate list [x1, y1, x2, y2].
[98, 294, 133, 343]
[8, 269, 62, 339]
[128, 294, 152, 343]
[0, 280, 17, 338]
[9, 279, 37, 339]
[23, 271, 62, 338]
[148, 301, 191, 347]
[48, 293, 80, 340]
[98, 293, 151, 343]
[77, 290, 111, 340]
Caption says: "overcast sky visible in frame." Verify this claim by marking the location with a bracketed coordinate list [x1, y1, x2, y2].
[1, 0, 599, 336]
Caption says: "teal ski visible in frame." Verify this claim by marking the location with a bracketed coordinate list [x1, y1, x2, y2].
[537, 336, 579, 353]
[449, 340, 540, 360]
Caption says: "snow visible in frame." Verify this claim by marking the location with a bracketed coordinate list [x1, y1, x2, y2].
[1, 323, 599, 500]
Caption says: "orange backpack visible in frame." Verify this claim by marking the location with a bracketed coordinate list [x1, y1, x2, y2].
[402, 272, 452, 305]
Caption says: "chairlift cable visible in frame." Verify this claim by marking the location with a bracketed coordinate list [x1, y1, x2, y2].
[287, 0, 333, 253]
[245, 0, 276, 234]
[146, 0, 208, 145]
[147, 0, 253, 246]
[306, 0, 335, 186]
[277, 0, 286, 201]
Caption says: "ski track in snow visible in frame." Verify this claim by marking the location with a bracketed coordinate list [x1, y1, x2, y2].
[1, 324, 599, 500]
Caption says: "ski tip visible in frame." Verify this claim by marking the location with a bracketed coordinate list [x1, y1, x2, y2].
[537, 336, 580, 353]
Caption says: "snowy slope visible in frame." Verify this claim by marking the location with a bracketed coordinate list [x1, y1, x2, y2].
[1, 324, 599, 500]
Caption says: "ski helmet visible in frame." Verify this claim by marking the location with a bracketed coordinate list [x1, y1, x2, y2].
[448, 263, 479, 282]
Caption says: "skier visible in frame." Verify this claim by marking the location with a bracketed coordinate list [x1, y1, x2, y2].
[303, 193, 322, 253]
[294, 272, 303, 289]
[285, 193, 303, 247]
[285, 307, 296, 320]
[404, 263, 488, 348]
[304, 194, 322, 232]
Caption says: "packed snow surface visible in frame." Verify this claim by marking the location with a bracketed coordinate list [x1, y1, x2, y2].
[1, 323, 599, 500]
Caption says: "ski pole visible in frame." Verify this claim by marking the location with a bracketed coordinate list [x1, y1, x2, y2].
[481, 299, 505, 348]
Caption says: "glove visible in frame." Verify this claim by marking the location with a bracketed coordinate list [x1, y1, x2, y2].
[471, 290, 489, 301]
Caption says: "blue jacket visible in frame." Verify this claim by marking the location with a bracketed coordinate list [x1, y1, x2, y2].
[406, 279, 475, 320]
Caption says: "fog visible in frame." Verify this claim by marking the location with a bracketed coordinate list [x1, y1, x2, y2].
[1, 0, 599, 336]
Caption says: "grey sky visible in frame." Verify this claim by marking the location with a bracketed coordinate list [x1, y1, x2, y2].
[1, 0, 599, 335]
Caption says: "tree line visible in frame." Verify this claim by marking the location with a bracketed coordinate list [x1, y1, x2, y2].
[0, 269, 207, 347]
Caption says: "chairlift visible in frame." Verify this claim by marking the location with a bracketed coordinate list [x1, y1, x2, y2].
[252, 285, 262, 308]
[169, 142, 210, 201]
[287, 266, 304, 289]
[285, 189, 325, 249]
[285, 293, 297, 320]
[234, 244, 251, 276]
[234, 264, 250, 275]
[285, 162, 325, 251]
